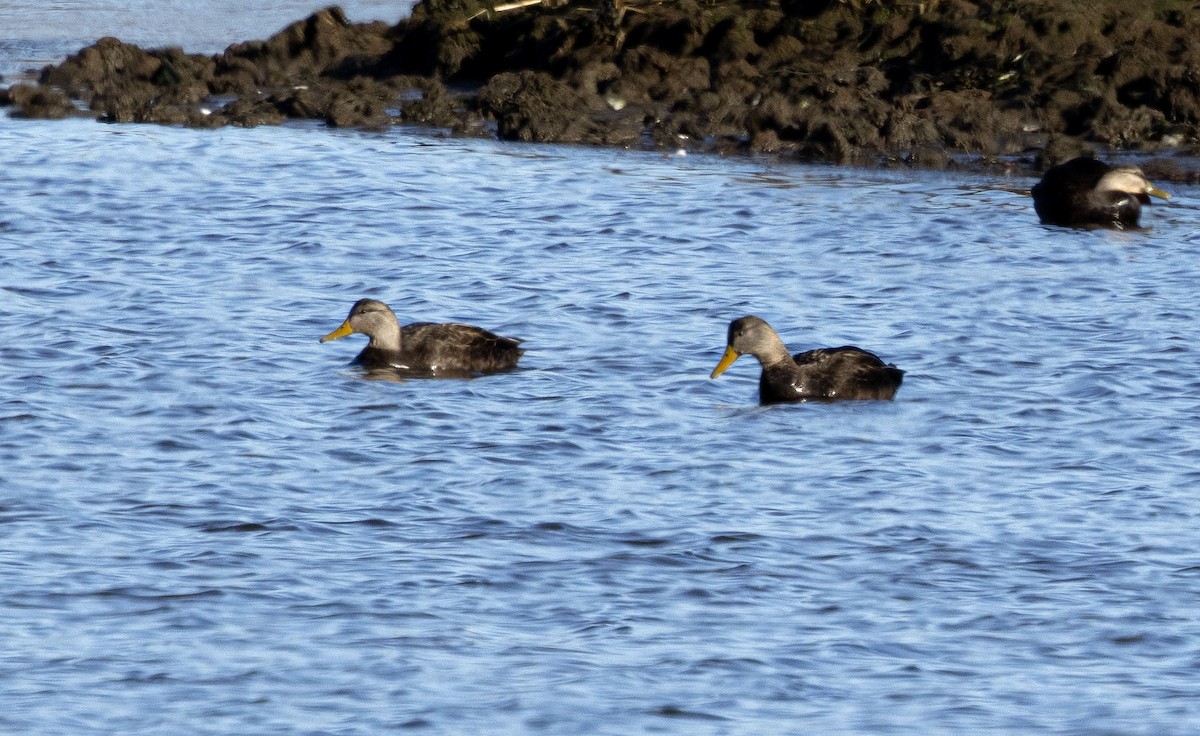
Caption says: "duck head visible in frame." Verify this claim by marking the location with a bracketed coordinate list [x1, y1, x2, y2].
[320, 298, 402, 351]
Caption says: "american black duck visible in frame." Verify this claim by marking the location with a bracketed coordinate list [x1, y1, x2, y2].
[320, 298, 524, 376]
[710, 315, 903, 404]
[1032, 156, 1170, 229]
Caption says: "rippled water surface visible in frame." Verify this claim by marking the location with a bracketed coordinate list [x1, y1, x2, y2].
[4, 9, 1200, 733]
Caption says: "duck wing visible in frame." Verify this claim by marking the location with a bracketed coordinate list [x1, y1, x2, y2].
[1032, 157, 1111, 226]
[400, 322, 525, 375]
[791, 346, 904, 400]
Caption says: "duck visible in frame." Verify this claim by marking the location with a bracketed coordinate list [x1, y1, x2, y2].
[320, 298, 524, 376]
[710, 315, 903, 404]
[1031, 156, 1170, 229]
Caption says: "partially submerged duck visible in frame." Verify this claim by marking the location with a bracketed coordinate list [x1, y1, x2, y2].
[320, 298, 524, 376]
[710, 315, 903, 404]
[1032, 156, 1170, 229]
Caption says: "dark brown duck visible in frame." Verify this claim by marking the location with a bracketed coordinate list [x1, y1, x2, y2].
[710, 315, 903, 404]
[320, 298, 524, 376]
[1031, 156, 1170, 229]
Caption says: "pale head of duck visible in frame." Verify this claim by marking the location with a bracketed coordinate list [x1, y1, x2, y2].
[320, 298, 401, 351]
[711, 315, 791, 378]
[1097, 166, 1171, 203]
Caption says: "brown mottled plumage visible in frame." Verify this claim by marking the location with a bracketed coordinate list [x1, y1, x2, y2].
[1032, 156, 1170, 229]
[710, 315, 903, 404]
[320, 298, 523, 377]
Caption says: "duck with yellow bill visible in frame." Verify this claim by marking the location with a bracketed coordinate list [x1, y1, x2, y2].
[1032, 156, 1170, 229]
[320, 298, 524, 377]
[710, 315, 903, 404]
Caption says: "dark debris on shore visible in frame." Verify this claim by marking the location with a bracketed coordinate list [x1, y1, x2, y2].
[4, 0, 1200, 178]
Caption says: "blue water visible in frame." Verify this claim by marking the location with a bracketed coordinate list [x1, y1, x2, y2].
[3, 5, 1200, 734]
[0, 1, 410, 79]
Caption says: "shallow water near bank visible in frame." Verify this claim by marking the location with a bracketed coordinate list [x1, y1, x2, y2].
[0, 0, 409, 80]
[2, 105, 1200, 735]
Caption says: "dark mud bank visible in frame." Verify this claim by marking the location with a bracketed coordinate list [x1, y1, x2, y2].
[5, 1, 1200, 175]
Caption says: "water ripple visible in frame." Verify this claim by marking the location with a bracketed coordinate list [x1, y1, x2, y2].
[1, 113, 1199, 734]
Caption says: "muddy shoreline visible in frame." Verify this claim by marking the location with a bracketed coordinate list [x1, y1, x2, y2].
[4, 1, 1200, 177]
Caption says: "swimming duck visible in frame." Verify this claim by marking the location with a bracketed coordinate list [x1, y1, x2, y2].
[710, 315, 903, 404]
[1031, 156, 1170, 229]
[320, 298, 524, 376]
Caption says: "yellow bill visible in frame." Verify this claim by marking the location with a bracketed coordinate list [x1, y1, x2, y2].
[710, 345, 741, 379]
[1148, 186, 1171, 200]
[320, 320, 355, 343]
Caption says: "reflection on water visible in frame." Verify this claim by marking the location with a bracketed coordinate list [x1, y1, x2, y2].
[2, 113, 1199, 735]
